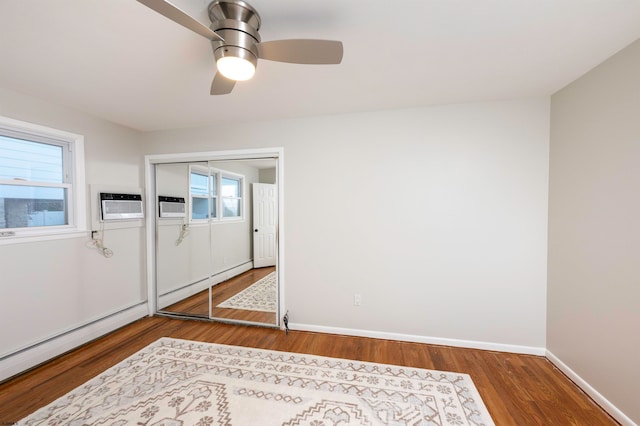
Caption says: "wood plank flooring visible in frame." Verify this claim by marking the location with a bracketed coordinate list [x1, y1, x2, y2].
[162, 266, 277, 324]
[0, 316, 618, 424]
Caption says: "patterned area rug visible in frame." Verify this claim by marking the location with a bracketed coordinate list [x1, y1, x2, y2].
[20, 338, 494, 425]
[216, 271, 276, 312]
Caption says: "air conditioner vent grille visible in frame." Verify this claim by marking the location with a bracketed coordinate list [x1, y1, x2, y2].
[100, 193, 144, 220]
[159, 196, 186, 218]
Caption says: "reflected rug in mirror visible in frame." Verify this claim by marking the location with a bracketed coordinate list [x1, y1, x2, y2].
[20, 337, 494, 425]
[216, 271, 276, 312]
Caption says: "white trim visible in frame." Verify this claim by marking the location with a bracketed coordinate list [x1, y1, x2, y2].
[546, 350, 637, 426]
[0, 115, 87, 241]
[288, 322, 546, 356]
[0, 229, 88, 245]
[0, 179, 73, 188]
[145, 147, 283, 163]
[276, 150, 285, 327]
[0, 303, 148, 382]
[144, 160, 157, 316]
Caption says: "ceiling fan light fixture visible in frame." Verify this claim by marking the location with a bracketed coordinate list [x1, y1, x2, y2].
[217, 56, 255, 81]
[215, 46, 257, 81]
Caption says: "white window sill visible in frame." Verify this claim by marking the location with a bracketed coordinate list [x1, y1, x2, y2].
[0, 229, 88, 246]
[187, 219, 245, 226]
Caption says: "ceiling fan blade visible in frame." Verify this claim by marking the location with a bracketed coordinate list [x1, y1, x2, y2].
[137, 0, 224, 42]
[210, 73, 236, 95]
[257, 39, 343, 64]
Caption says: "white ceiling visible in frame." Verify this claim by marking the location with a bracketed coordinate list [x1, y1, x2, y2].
[1, 0, 639, 132]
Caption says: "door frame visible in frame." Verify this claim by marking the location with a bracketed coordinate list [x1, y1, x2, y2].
[144, 147, 285, 327]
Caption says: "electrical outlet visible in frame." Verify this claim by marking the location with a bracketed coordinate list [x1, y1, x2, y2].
[354, 293, 362, 306]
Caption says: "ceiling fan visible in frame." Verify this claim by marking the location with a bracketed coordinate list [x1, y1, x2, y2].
[137, 0, 344, 95]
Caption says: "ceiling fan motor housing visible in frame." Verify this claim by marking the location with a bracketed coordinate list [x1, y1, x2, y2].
[208, 0, 261, 69]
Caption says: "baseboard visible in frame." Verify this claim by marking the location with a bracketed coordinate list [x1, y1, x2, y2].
[546, 350, 637, 426]
[210, 261, 254, 287]
[158, 261, 254, 309]
[0, 303, 149, 383]
[158, 277, 210, 309]
[288, 322, 546, 356]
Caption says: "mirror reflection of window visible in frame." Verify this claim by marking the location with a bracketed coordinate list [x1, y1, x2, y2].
[189, 168, 243, 221]
[190, 170, 211, 220]
[221, 176, 241, 218]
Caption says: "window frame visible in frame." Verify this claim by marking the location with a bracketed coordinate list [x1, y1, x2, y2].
[0, 116, 86, 243]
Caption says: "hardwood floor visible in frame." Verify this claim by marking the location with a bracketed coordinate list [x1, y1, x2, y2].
[0, 316, 618, 424]
[162, 266, 277, 324]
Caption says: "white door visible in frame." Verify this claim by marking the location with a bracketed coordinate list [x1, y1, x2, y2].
[252, 183, 277, 267]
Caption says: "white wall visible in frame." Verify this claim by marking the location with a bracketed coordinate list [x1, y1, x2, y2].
[143, 98, 550, 352]
[0, 87, 147, 380]
[548, 39, 640, 425]
[260, 167, 276, 184]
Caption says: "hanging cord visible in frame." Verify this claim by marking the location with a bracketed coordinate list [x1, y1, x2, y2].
[176, 219, 190, 246]
[90, 221, 114, 258]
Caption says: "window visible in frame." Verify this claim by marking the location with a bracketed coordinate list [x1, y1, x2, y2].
[0, 116, 85, 239]
[189, 166, 243, 222]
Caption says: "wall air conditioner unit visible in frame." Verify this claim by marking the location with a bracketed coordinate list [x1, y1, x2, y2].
[100, 192, 144, 221]
[158, 196, 186, 218]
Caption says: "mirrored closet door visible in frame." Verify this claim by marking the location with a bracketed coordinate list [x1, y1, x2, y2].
[152, 155, 279, 327]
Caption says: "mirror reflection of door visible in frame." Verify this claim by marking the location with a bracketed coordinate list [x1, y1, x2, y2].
[154, 157, 278, 327]
[253, 182, 277, 268]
